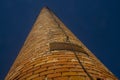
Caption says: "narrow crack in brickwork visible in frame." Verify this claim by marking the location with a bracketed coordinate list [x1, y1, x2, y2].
[48, 8, 94, 80]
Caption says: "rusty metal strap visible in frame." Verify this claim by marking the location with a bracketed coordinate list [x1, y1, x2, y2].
[50, 42, 87, 54]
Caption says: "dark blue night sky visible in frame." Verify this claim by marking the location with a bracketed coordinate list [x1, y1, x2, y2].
[0, 0, 120, 79]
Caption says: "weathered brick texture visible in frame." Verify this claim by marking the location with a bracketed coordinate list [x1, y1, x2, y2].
[5, 7, 118, 80]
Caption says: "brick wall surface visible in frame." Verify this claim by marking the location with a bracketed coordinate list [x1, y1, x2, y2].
[5, 7, 118, 80]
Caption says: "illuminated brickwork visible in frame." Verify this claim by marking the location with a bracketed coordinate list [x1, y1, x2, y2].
[5, 7, 118, 80]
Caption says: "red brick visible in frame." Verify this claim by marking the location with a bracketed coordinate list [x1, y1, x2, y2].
[26, 74, 39, 80]
[19, 72, 33, 79]
[69, 76, 86, 80]
[47, 73, 61, 78]
[32, 76, 45, 80]
[53, 77, 69, 80]
[34, 67, 47, 74]
[69, 68, 83, 72]
[41, 62, 56, 68]
[62, 72, 79, 76]
[40, 69, 54, 76]
[54, 68, 69, 73]
[27, 66, 40, 73]
[21, 65, 33, 72]
[48, 65, 62, 70]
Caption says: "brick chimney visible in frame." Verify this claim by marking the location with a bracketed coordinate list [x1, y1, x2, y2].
[5, 7, 118, 80]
